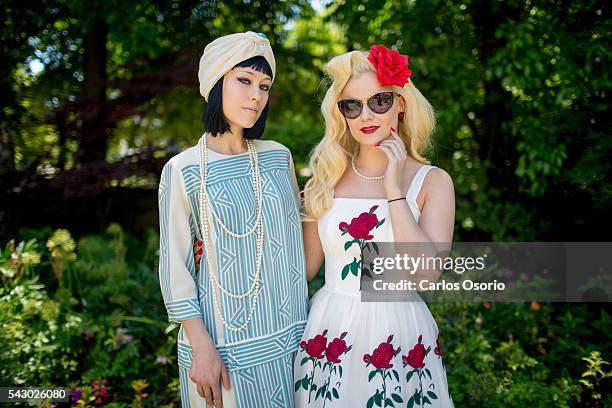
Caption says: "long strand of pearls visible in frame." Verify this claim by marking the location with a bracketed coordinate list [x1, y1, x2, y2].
[206, 141, 262, 238]
[200, 141, 263, 299]
[198, 133, 264, 332]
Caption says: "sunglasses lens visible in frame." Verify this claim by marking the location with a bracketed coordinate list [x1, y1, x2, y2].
[338, 100, 362, 119]
[368, 92, 394, 114]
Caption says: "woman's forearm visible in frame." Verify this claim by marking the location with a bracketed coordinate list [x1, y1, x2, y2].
[387, 200, 449, 288]
[181, 317, 214, 352]
[387, 200, 434, 243]
[303, 221, 324, 282]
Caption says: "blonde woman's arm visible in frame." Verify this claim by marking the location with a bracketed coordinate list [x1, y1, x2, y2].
[303, 221, 324, 282]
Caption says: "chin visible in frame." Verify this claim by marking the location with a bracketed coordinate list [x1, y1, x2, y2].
[351, 133, 380, 146]
[239, 119, 258, 129]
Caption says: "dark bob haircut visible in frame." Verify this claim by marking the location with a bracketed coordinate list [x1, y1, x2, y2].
[203, 56, 273, 140]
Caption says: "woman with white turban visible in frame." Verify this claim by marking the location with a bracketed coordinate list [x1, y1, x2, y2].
[158, 31, 308, 408]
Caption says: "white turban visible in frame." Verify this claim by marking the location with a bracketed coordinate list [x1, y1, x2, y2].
[198, 31, 276, 101]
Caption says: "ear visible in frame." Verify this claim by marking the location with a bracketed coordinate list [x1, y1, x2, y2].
[398, 94, 405, 113]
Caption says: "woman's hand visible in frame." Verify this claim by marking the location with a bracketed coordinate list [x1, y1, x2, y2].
[190, 339, 231, 407]
[193, 237, 204, 271]
[376, 128, 408, 198]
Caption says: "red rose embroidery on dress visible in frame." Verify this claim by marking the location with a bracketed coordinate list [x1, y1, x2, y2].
[339, 210, 378, 240]
[367, 44, 412, 87]
[326, 337, 348, 364]
[296, 330, 353, 404]
[403, 334, 438, 406]
[364, 335, 403, 407]
[364, 340, 397, 369]
[434, 337, 443, 356]
[301, 334, 327, 359]
[339, 205, 385, 280]
[404, 340, 428, 369]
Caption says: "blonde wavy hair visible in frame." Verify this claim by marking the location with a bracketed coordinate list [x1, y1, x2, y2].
[302, 50, 436, 221]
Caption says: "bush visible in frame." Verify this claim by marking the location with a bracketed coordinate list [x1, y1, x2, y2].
[0, 226, 179, 407]
[429, 301, 611, 407]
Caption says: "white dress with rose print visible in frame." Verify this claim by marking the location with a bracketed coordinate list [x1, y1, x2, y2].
[294, 165, 454, 408]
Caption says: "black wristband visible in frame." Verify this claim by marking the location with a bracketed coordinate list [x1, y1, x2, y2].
[388, 197, 404, 203]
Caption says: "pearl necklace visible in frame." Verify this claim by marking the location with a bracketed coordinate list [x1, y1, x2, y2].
[198, 133, 264, 332]
[351, 155, 385, 180]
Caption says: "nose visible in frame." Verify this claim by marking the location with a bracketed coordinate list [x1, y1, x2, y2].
[360, 103, 375, 121]
[250, 87, 262, 103]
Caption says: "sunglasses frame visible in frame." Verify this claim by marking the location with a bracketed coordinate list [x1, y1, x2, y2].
[337, 91, 399, 119]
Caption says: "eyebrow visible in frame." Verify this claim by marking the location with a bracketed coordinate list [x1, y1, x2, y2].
[340, 91, 386, 100]
[236, 70, 272, 81]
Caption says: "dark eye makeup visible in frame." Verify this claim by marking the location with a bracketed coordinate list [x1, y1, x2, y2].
[238, 77, 271, 91]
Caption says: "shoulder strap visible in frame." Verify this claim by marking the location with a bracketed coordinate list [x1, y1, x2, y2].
[406, 165, 436, 202]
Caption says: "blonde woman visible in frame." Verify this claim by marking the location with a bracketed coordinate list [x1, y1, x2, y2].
[294, 46, 455, 407]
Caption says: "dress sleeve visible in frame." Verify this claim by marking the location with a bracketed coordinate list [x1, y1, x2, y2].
[158, 159, 202, 323]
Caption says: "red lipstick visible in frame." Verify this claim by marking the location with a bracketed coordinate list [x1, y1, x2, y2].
[360, 126, 380, 134]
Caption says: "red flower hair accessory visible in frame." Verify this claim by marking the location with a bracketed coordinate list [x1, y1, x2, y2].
[367, 44, 412, 87]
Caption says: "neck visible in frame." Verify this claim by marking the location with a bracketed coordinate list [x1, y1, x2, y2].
[354, 143, 388, 176]
[206, 124, 247, 155]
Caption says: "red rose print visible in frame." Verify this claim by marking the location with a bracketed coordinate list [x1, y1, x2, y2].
[404, 343, 426, 369]
[434, 338, 443, 356]
[326, 338, 348, 363]
[339, 206, 386, 280]
[364, 341, 399, 369]
[296, 330, 352, 403]
[403, 335, 438, 405]
[300, 334, 327, 359]
[339, 211, 379, 240]
[367, 44, 412, 87]
[364, 336, 404, 406]
[403, 334, 431, 369]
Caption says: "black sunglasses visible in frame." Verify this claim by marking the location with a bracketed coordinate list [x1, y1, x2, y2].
[337, 91, 397, 119]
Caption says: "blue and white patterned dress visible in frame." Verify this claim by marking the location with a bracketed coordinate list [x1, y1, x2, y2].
[158, 138, 309, 407]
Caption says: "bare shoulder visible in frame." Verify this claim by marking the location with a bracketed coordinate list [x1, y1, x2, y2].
[422, 167, 454, 198]
[427, 167, 454, 186]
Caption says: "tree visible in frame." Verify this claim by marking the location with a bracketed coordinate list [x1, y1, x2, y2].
[326, 0, 610, 240]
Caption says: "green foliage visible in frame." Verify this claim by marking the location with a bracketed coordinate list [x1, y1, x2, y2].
[0, 228, 179, 405]
[429, 301, 611, 407]
[265, 111, 325, 185]
[0, 277, 82, 386]
[0, 238, 41, 281]
[580, 350, 612, 404]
